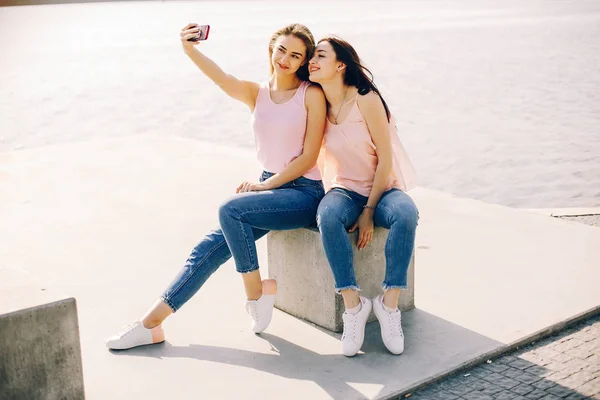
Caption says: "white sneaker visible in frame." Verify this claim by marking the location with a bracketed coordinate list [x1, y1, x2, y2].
[105, 321, 164, 350]
[373, 294, 404, 355]
[245, 294, 275, 333]
[341, 296, 372, 357]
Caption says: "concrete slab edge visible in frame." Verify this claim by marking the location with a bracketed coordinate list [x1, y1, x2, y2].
[0, 297, 76, 319]
[384, 304, 600, 400]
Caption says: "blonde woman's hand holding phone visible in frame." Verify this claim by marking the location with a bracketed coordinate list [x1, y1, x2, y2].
[180, 23, 209, 52]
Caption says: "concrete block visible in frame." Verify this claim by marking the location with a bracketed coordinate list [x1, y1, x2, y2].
[0, 297, 85, 400]
[267, 227, 415, 332]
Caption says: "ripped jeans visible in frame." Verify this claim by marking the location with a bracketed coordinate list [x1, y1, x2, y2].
[316, 187, 418, 293]
[161, 171, 324, 312]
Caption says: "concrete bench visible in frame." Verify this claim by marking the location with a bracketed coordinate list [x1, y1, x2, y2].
[0, 267, 85, 400]
[267, 227, 415, 332]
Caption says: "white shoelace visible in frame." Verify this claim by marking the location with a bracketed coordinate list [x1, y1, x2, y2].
[387, 311, 403, 338]
[117, 322, 141, 338]
[342, 312, 357, 341]
[246, 302, 259, 322]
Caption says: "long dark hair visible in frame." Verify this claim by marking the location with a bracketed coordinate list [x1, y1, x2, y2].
[319, 36, 391, 121]
[268, 24, 316, 82]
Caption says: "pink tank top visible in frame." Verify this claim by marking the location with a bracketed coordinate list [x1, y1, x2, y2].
[251, 81, 322, 181]
[320, 98, 417, 197]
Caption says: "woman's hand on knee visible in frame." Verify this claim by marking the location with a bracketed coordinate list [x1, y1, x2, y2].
[349, 210, 375, 250]
[236, 181, 270, 193]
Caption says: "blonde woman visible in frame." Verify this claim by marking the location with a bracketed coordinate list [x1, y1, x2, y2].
[106, 23, 326, 350]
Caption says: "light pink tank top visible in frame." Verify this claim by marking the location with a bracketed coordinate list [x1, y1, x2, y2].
[251, 81, 322, 181]
[320, 98, 417, 197]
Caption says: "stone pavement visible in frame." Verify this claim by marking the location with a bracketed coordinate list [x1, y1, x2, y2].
[405, 315, 600, 400]
[559, 215, 600, 228]
[406, 215, 600, 400]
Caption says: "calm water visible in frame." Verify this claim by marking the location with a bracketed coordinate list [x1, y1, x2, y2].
[1, 0, 599, 208]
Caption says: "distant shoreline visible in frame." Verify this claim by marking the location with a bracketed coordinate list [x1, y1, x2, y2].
[1, 0, 158, 5]
[1, 0, 266, 6]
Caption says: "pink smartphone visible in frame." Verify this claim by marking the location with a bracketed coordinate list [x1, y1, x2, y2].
[188, 24, 210, 42]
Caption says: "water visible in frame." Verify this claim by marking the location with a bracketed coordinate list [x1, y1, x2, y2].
[1, 0, 599, 208]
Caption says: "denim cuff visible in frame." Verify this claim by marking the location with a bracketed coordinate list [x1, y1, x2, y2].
[160, 296, 178, 313]
[238, 265, 260, 274]
[382, 283, 408, 291]
[335, 285, 361, 294]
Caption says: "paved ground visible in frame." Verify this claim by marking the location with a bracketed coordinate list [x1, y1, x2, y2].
[559, 215, 600, 228]
[2, 136, 600, 399]
[406, 216, 600, 400]
[405, 315, 600, 400]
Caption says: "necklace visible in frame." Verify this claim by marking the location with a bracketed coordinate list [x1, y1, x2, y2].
[332, 86, 349, 124]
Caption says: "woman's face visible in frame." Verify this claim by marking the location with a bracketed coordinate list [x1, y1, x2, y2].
[308, 41, 340, 83]
[271, 35, 307, 76]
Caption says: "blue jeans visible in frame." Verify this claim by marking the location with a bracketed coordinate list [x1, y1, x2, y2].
[161, 171, 325, 312]
[316, 187, 418, 292]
